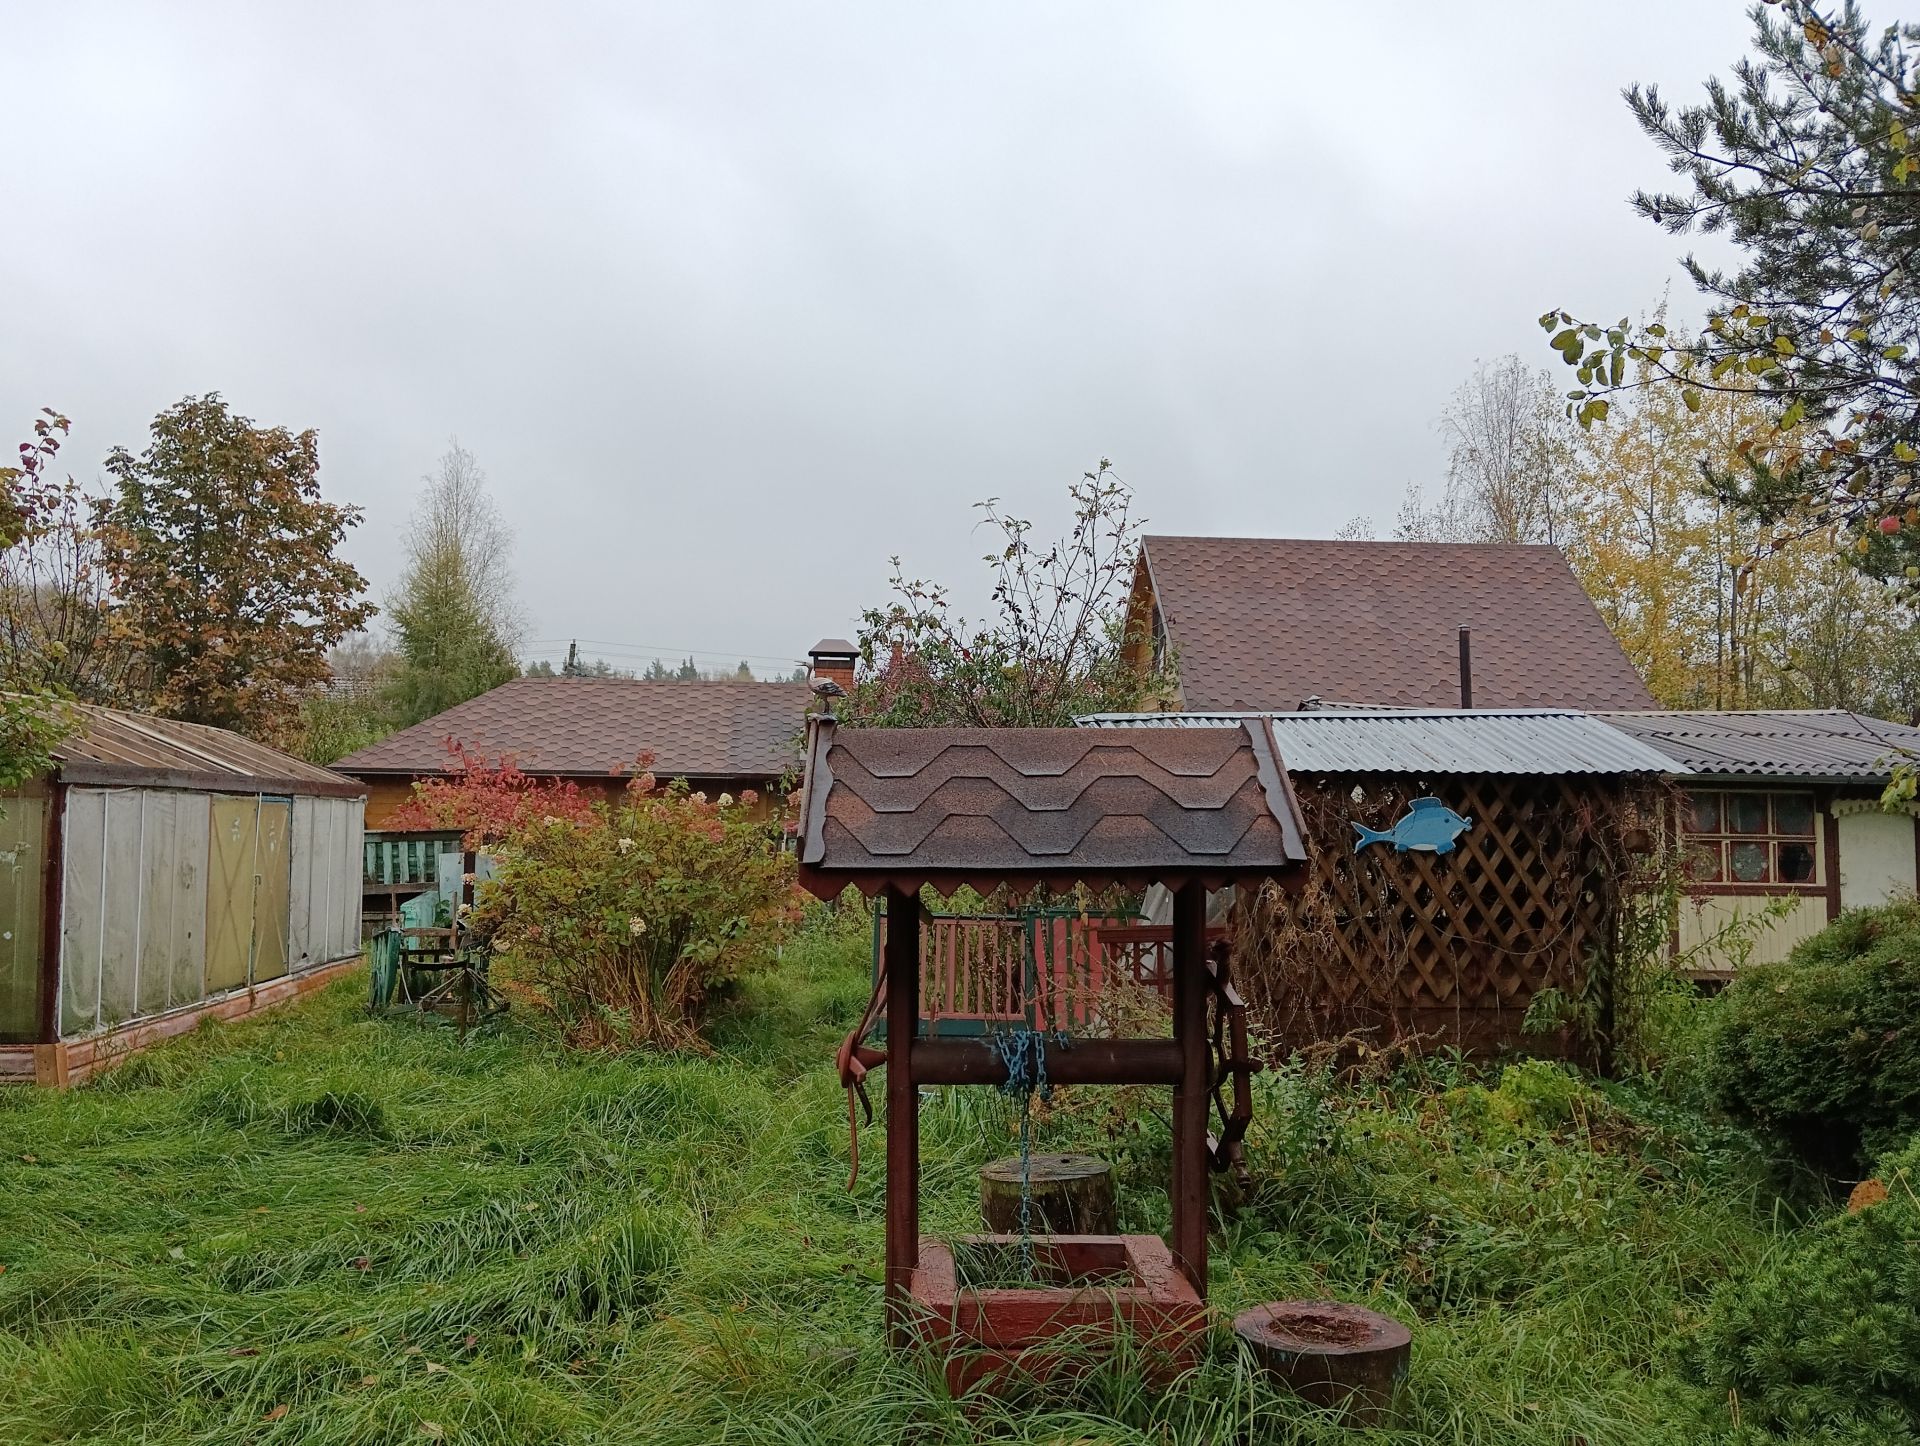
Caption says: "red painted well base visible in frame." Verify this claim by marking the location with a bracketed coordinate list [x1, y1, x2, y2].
[908, 1234, 1207, 1394]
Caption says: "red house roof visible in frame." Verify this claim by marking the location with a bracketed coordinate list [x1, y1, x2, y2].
[335, 677, 812, 780]
[1139, 536, 1656, 712]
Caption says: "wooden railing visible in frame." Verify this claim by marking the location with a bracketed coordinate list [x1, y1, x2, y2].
[876, 911, 1228, 1032]
[1086, 923, 1230, 998]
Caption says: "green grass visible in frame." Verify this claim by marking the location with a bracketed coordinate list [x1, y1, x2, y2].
[0, 914, 1825, 1444]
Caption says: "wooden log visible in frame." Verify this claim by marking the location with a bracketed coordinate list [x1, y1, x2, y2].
[1232, 1300, 1412, 1427]
[979, 1152, 1117, 1235]
[915, 1037, 1182, 1086]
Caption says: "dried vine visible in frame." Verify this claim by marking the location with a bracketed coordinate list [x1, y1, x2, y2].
[1231, 774, 1675, 1069]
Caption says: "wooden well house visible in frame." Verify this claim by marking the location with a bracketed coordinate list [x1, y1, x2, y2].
[797, 717, 1310, 1364]
[1079, 708, 1683, 1064]
[0, 703, 367, 1086]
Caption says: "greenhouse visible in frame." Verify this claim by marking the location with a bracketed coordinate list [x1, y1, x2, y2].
[0, 702, 365, 1085]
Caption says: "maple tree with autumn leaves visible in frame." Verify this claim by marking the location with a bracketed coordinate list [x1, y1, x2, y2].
[96, 394, 375, 743]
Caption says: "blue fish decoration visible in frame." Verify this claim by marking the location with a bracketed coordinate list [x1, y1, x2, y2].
[1352, 797, 1474, 855]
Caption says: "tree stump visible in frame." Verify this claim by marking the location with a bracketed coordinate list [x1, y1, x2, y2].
[979, 1152, 1117, 1235]
[1232, 1301, 1411, 1427]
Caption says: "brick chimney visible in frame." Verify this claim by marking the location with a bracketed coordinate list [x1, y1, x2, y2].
[808, 637, 857, 695]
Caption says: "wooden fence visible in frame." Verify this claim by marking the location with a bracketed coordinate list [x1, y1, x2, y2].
[1233, 774, 1639, 1064]
[868, 773, 1642, 1062]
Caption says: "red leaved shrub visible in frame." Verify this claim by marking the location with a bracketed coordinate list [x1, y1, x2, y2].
[384, 741, 601, 847]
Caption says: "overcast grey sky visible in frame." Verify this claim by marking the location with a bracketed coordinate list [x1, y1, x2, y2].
[5, 2, 1756, 675]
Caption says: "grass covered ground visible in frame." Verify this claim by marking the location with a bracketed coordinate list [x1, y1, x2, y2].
[0, 912, 1817, 1444]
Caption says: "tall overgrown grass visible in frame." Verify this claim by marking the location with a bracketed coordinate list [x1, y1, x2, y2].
[0, 907, 1833, 1444]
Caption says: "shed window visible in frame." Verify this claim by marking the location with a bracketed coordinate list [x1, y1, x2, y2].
[1683, 790, 1819, 887]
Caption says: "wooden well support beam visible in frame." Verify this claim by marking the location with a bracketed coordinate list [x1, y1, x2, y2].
[883, 884, 921, 1346]
[1170, 880, 1209, 1295]
[882, 879, 1217, 1336]
[914, 1038, 1183, 1086]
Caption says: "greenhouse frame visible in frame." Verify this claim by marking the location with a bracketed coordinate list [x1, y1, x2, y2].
[0, 702, 366, 1085]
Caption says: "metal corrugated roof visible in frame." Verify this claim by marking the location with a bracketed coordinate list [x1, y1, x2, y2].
[1596, 711, 1920, 782]
[45, 700, 365, 797]
[1076, 708, 1685, 776]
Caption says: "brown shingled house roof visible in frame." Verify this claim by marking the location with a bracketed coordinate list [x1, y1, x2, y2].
[796, 718, 1309, 897]
[334, 677, 812, 780]
[1134, 536, 1656, 712]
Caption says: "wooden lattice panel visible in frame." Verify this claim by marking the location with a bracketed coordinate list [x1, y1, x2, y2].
[1234, 775, 1624, 1063]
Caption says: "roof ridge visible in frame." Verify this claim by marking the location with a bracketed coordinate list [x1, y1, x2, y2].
[1144, 533, 1559, 550]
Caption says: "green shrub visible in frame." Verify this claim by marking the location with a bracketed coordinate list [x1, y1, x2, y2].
[1688, 1134, 1920, 1440]
[1700, 899, 1920, 1174]
[476, 779, 803, 1052]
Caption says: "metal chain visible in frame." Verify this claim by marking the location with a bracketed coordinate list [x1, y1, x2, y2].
[988, 1023, 1069, 1279]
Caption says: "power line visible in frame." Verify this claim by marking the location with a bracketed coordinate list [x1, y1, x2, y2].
[525, 637, 812, 667]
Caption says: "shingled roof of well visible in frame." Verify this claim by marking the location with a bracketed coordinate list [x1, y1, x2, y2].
[334, 677, 812, 779]
[1141, 536, 1657, 712]
[796, 720, 1309, 896]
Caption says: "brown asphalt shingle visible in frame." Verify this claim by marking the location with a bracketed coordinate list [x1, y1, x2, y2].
[1142, 536, 1656, 712]
[796, 720, 1309, 895]
[334, 677, 812, 779]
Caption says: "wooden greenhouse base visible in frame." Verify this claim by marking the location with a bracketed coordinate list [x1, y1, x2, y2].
[0, 954, 364, 1087]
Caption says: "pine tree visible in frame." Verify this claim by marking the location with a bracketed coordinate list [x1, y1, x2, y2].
[1546, 3, 1920, 563]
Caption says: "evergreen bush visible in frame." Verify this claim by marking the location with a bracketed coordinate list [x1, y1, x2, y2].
[1700, 900, 1920, 1174]
[1688, 1134, 1920, 1441]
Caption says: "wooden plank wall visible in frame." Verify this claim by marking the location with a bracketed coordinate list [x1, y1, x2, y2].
[0, 790, 49, 1045]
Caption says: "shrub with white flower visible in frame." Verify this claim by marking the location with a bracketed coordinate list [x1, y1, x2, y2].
[475, 779, 800, 1052]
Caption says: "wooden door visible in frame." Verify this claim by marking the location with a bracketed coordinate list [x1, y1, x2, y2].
[0, 792, 46, 1043]
[252, 800, 292, 982]
[206, 796, 258, 992]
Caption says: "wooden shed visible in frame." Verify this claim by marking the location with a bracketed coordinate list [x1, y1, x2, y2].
[1599, 710, 1920, 973]
[0, 703, 367, 1086]
[1081, 708, 1681, 1063]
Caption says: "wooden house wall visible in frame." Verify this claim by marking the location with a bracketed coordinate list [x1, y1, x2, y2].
[0, 788, 49, 1045]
